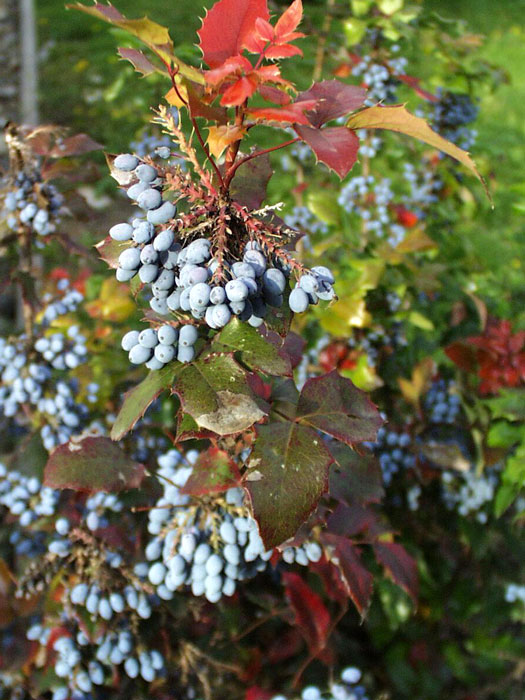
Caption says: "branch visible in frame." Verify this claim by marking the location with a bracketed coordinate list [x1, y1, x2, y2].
[223, 137, 299, 191]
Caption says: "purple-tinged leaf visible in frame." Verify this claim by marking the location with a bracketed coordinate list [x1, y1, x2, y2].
[230, 153, 273, 209]
[44, 436, 145, 493]
[118, 47, 160, 76]
[180, 447, 241, 496]
[282, 571, 331, 654]
[329, 443, 384, 505]
[245, 422, 332, 548]
[373, 541, 419, 604]
[326, 502, 378, 537]
[299, 80, 367, 127]
[321, 532, 373, 617]
[295, 125, 359, 178]
[111, 367, 176, 441]
[296, 371, 383, 446]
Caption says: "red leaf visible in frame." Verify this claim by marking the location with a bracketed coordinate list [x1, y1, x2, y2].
[295, 125, 359, 178]
[245, 688, 274, 700]
[321, 533, 373, 617]
[282, 572, 331, 654]
[444, 341, 480, 372]
[265, 44, 303, 59]
[373, 542, 418, 604]
[327, 503, 377, 537]
[299, 80, 367, 127]
[198, 0, 269, 68]
[259, 85, 291, 105]
[221, 75, 258, 106]
[204, 55, 253, 86]
[310, 555, 349, 604]
[179, 447, 241, 496]
[248, 99, 316, 125]
[274, 0, 303, 39]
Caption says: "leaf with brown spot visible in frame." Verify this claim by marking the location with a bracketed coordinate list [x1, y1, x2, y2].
[44, 437, 145, 493]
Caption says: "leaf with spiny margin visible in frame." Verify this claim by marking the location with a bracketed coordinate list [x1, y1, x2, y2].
[111, 367, 176, 441]
[67, 2, 204, 84]
[245, 422, 332, 548]
[328, 442, 384, 505]
[212, 318, 291, 376]
[296, 371, 383, 446]
[373, 541, 418, 604]
[117, 47, 161, 77]
[44, 436, 145, 493]
[346, 105, 491, 203]
[180, 447, 241, 496]
[321, 532, 374, 617]
[171, 353, 266, 436]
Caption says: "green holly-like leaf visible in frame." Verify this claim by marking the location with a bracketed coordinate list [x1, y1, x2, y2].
[171, 353, 266, 436]
[180, 447, 241, 496]
[296, 371, 383, 446]
[111, 367, 176, 441]
[245, 422, 332, 548]
[67, 3, 204, 84]
[44, 436, 145, 493]
[264, 286, 293, 337]
[346, 105, 491, 203]
[212, 318, 292, 376]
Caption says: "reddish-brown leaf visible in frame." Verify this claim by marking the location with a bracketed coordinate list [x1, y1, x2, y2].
[310, 555, 349, 604]
[444, 341, 480, 372]
[205, 55, 253, 86]
[299, 80, 367, 127]
[328, 443, 384, 506]
[373, 541, 418, 604]
[321, 533, 373, 617]
[245, 688, 274, 700]
[198, 0, 269, 68]
[282, 572, 331, 654]
[295, 125, 359, 178]
[326, 503, 377, 537]
[44, 437, 145, 493]
[49, 133, 102, 158]
[186, 83, 228, 123]
[230, 153, 273, 209]
[259, 85, 291, 105]
[179, 447, 241, 497]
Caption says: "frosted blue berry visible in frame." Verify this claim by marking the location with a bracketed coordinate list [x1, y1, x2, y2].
[289, 287, 309, 313]
[114, 153, 139, 171]
[109, 223, 133, 241]
[147, 201, 176, 225]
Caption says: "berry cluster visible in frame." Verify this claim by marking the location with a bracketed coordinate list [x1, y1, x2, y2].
[424, 379, 463, 424]
[364, 426, 415, 485]
[441, 468, 497, 523]
[144, 450, 322, 603]
[0, 289, 92, 451]
[1, 170, 63, 237]
[27, 618, 164, 699]
[0, 462, 58, 529]
[432, 89, 478, 148]
[271, 667, 368, 700]
[108, 153, 335, 347]
[121, 323, 197, 368]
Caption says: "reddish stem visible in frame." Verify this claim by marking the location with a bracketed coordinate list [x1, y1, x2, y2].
[223, 137, 300, 192]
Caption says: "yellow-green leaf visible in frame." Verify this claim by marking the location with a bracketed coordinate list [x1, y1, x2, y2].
[347, 105, 491, 202]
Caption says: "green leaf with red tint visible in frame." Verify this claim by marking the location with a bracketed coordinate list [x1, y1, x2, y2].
[296, 371, 383, 446]
[180, 447, 241, 496]
[295, 125, 360, 178]
[245, 422, 332, 548]
[212, 318, 292, 376]
[197, 0, 269, 68]
[44, 436, 145, 493]
[230, 153, 273, 209]
[117, 47, 160, 76]
[282, 571, 331, 654]
[321, 533, 374, 617]
[111, 367, 176, 441]
[171, 353, 266, 435]
[373, 541, 418, 604]
[299, 80, 367, 127]
[329, 443, 384, 505]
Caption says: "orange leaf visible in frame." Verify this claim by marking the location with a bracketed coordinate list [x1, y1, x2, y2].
[274, 0, 303, 40]
[265, 44, 303, 59]
[207, 124, 246, 158]
[205, 55, 253, 86]
[220, 75, 258, 106]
